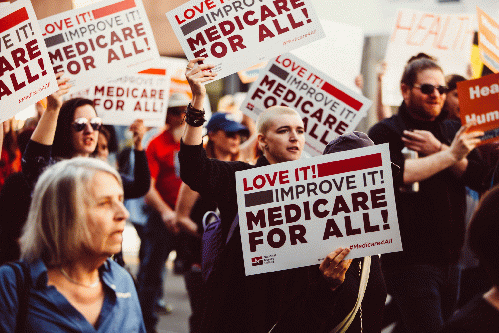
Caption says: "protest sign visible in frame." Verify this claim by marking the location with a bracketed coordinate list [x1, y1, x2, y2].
[166, 0, 325, 83]
[0, 0, 58, 122]
[235, 143, 402, 276]
[69, 68, 171, 127]
[241, 53, 372, 156]
[39, 0, 159, 90]
[457, 72, 499, 145]
[383, 9, 474, 106]
[477, 7, 499, 73]
[291, 19, 364, 92]
[238, 62, 267, 84]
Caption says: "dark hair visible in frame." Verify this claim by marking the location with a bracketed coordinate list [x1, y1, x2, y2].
[52, 98, 95, 159]
[406, 53, 438, 64]
[401, 58, 443, 87]
[445, 74, 466, 92]
[468, 185, 499, 286]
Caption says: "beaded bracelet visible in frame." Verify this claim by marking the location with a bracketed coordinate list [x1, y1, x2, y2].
[184, 103, 206, 127]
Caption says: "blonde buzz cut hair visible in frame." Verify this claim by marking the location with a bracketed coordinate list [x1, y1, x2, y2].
[256, 106, 301, 135]
[20, 157, 122, 266]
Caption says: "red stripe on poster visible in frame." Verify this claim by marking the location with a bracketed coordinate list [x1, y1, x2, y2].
[321, 82, 363, 111]
[92, 0, 136, 19]
[139, 68, 166, 75]
[0, 8, 29, 34]
[317, 153, 382, 178]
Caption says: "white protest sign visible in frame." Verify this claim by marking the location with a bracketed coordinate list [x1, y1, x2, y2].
[69, 68, 171, 127]
[241, 53, 372, 156]
[291, 19, 364, 92]
[39, 0, 160, 91]
[0, 0, 58, 123]
[166, 0, 325, 83]
[383, 9, 474, 106]
[236, 143, 402, 276]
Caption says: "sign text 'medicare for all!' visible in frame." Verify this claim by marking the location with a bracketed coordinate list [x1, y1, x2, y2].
[39, 0, 159, 90]
[0, 0, 58, 122]
[235, 144, 402, 276]
[166, 0, 325, 82]
[241, 53, 372, 156]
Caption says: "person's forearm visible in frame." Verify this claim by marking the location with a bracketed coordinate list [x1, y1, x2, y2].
[435, 143, 468, 177]
[30, 108, 59, 145]
[182, 93, 205, 146]
[144, 182, 173, 216]
[403, 150, 459, 184]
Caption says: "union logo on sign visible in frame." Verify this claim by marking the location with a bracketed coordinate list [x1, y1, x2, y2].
[247, 103, 254, 110]
[251, 256, 263, 266]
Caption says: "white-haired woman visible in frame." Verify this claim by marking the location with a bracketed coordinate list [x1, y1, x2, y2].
[0, 158, 145, 332]
[179, 58, 357, 333]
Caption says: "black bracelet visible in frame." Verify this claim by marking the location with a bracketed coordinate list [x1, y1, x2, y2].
[184, 103, 206, 127]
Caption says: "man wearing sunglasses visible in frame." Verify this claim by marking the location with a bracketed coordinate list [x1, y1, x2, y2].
[368, 57, 485, 333]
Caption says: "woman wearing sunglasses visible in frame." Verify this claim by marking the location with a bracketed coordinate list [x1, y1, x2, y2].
[22, 72, 150, 200]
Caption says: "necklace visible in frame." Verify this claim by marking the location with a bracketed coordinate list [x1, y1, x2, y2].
[59, 268, 100, 288]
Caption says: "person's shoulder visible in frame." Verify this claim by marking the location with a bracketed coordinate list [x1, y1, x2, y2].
[439, 296, 498, 333]
[369, 114, 402, 143]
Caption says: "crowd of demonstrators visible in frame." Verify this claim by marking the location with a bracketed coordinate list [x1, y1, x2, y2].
[0, 158, 145, 332]
[2, 46, 499, 333]
[368, 57, 485, 333]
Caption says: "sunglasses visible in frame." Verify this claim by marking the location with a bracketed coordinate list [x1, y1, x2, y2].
[72, 117, 102, 132]
[413, 84, 448, 95]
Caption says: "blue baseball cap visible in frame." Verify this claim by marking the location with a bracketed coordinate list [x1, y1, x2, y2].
[206, 112, 249, 136]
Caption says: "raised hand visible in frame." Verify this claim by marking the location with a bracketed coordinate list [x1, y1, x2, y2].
[319, 247, 353, 291]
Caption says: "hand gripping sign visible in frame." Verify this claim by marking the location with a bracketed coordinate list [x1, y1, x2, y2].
[166, 0, 325, 83]
[69, 68, 171, 127]
[383, 9, 474, 106]
[0, 0, 58, 122]
[39, 0, 159, 90]
[457, 72, 499, 145]
[236, 143, 402, 276]
[241, 53, 372, 156]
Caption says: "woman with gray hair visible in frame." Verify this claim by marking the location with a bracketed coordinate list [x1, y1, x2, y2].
[0, 158, 145, 332]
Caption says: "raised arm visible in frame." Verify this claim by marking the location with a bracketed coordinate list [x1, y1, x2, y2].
[121, 119, 151, 199]
[30, 72, 70, 145]
[182, 57, 216, 146]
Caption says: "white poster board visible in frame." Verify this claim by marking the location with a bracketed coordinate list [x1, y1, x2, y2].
[0, 0, 58, 122]
[39, 0, 159, 91]
[291, 19, 364, 92]
[166, 0, 325, 83]
[69, 68, 171, 127]
[383, 9, 474, 106]
[241, 53, 372, 156]
[236, 143, 402, 276]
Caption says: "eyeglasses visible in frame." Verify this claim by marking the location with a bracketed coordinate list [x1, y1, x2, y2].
[72, 117, 102, 132]
[413, 84, 448, 95]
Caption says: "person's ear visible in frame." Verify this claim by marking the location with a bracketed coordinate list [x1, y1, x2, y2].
[257, 133, 267, 151]
[401, 83, 411, 104]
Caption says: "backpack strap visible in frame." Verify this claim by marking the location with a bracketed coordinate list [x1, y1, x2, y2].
[226, 214, 239, 244]
[5, 261, 31, 333]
